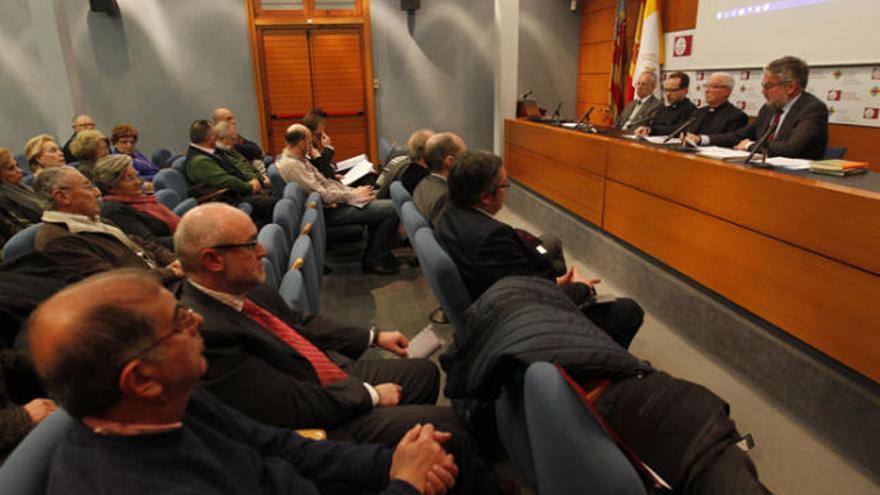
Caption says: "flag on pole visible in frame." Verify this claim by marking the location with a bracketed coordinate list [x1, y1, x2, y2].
[627, 0, 664, 102]
[609, 0, 628, 122]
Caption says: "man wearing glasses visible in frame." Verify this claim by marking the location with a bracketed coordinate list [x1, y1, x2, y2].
[434, 151, 644, 350]
[689, 56, 828, 160]
[633, 71, 696, 137]
[27, 270, 458, 494]
[683, 72, 748, 139]
[61, 114, 98, 164]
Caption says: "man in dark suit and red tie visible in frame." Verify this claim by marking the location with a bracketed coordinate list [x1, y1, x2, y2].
[686, 56, 829, 160]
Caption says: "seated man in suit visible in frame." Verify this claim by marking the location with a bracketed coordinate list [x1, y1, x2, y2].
[184, 119, 276, 227]
[413, 133, 466, 226]
[28, 270, 458, 495]
[174, 203, 499, 493]
[32, 166, 182, 285]
[376, 129, 435, 199]
[615, 71, 663, 131]
[276, 124, 401, 275]
[687, 56, 828, 159]
[435, 150, 644, 349]
[61, 114, 97, 164]
[634, 71, 697, 137]
[682, 72, 748, 139]
[211, 107, 265, 163]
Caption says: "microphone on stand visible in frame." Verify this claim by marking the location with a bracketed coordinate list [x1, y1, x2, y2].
[575, 106, 595, 129]
[521, 89, 534, 100]
[744, 120, 776, 167]
[550, 102, 563, 125]
[662, 115, 698, 144]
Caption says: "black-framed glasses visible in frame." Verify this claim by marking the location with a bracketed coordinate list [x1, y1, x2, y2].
[761, 80, 789, 90]
[207, 240, 260, 251]
[130, 304, 198, 361]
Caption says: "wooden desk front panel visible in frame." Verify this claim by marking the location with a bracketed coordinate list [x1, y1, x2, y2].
[604, 181, 880, 382]
[505, 120, 608, 177]
[606, 143, 880, 275]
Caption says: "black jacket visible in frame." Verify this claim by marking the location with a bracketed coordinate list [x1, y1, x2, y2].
[708, 91, 828, 159]
[686, 101, 748, 136]
[440, 276, 651, 401]
[649, 98, 697, 135]
[100, 201, 173, 250]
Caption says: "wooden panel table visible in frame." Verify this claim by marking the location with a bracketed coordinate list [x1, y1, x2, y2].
[504, 119, 880, 383]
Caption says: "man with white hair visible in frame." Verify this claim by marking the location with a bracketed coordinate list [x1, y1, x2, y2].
[211, 107, 264, 162]
[684, 72, 748, 141]
[615, 72, 663, 130]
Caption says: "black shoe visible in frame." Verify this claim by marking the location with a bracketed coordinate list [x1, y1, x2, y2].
[323, 264, 333, 275]
[362, 262, 400, 275]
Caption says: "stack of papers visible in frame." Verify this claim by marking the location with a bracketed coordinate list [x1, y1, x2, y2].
[335, 153, 368, 172]
[339, 156, 375, 186]
[695, 146, 751, 160]
[758, 157, 811, 170]
[810, 159, 870, 177]
[407, 324, 445, 358]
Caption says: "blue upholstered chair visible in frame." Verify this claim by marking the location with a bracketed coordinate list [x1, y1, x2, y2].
[154, 188, 180, 209]
[258, 224, 289, 283]
[169, 155, 187, 173]
[279, 267, 310, 314]
[237, 201, 253, 216]
[0, 409, 75, 494]
[299, 208, 324, 285]
[14, 154, 30, 175]
[154, 168, 189, 201]
[151, 148, 173, 169]
[411, 228, 472, 332]
[823, 146, 847, 159]
[262, 257, 279, 292]
[172, 197, 198, 216]
[288, 235, 320, 314]
[272, 198, 301, 245]
[283, 182, 306, 215]
[390, 181, 411, 215]
[21, 174, 35, 187]
[267, 164, 286, 199]
[400, 201, 429, 242]
[2, 223, 42, 260]
[504, 362, 645, 495]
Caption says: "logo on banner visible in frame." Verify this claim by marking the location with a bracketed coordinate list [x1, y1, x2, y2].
[673, 35, 693, 57]
[739, 85, 747, 92]
[740, 70, 751, 80]
[864, 107, 879, 120]
[697, 72, 705, 81]
[737, 101, 747, 110]
[695, 98, 703, 107]
[873, 67, 880, 80]
[828, 106, 836, 116]
[827, 90, 842, 101]
[833, 70, 843, 79]
[871, 86, 880, 97]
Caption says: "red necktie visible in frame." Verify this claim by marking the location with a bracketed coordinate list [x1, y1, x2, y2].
[241, 299, 348, 385]
[768, 109, 784, 142]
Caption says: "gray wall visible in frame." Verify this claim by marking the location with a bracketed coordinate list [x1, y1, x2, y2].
[0, 0, 260, 157]
[370, 0, 495, 151]
[517, 0, 581, 121]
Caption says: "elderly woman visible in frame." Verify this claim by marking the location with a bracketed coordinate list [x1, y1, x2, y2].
[214, 120, 270, 190]
[110, 123, 159, 182]
[23, 134, 65, 174]
[0, 147, 45, 247]
[69, 129, 110, 182]
[93, 154, 179, 249]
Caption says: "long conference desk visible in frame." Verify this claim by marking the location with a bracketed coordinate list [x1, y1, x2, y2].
[504, 118, 880, 383]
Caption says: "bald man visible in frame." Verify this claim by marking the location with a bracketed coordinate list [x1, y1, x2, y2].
[61, 114, 97, 163]
[28, 269, 457, 495]
[412, 133, 466, 225]
[211, 107, 264, 162]
[276, 124, 401, 274]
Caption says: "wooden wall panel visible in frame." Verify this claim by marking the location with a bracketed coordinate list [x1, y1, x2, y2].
[605, 142, 880, 274]
[580, 6, 615, 43]
[262, 30, 313, 114]
[578, 42, 614, 75]
[828, 124, 880, 171]
[507, 144, 606, 226]
[578, 73, 611, 104]
[324, 115, 367, 161]
[663, 0, 699, 32]
[603, 180, 880, 382]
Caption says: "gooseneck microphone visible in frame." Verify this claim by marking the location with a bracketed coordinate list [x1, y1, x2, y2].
[521, 89, 534, 100]
[662, 115, 698, 144]
[744, 119, 776, 166]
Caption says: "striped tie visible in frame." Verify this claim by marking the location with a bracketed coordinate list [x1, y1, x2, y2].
[241, 299, 348, 385]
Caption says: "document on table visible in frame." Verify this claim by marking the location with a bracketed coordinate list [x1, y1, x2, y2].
[695, 146, 751, 160]
[336, 153, 368, 172]
[341, 160, 375, 186]
[758, 157, 811, 170]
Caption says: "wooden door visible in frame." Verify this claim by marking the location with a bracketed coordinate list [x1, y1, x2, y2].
[261, 29, 314, 154]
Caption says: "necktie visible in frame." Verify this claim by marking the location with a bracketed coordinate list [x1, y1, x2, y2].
[768, 108, 784, 142]
[625, 100, 643, 129]
[241, 299, 348, 385]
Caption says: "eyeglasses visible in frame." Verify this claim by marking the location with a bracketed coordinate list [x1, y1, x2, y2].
[207, 240, 260, 251]
[131, 304, 198, 360]
[493, 181, 512, 193]
[761, 80, 789, 90]
[664, 87, 686, 93]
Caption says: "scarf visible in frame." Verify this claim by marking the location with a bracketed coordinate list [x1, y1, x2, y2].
[102, 193, 180, 233]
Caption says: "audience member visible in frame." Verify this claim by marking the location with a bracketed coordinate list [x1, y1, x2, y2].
[276, 124, 401, 275]
[23, 134, 65, 174]
[211, 107, 265, 162]
[213, 120, 270, 191]
[693, 56, 828, 159]
[28, 270, 458, 495]
[32, 166, 181, 284]
[183, 119, 275, 227]
[681, 72, 748, 140]
[61, 114, 97, 163]
[301, 108, 338, 179]
[69, 129, 110, 182]
[110, 123, 159, 183]
[376, 129, 435, 199]
[94, 155, 179, 250]
[435, 150, 643, 349]
[413, 133, 466, 225]
[615, 72, 663, 130]
[173, 204, 497, 492]
[0, 147, 45, 246]
[0, 349, 56, 461]
[634, 72, 696, 137]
